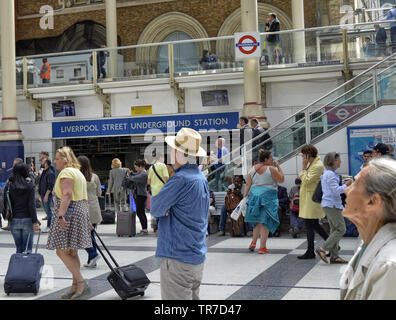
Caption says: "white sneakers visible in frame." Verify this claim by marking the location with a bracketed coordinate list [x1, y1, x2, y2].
[84, 255, 101, 268]
[41, 227, 50, 233]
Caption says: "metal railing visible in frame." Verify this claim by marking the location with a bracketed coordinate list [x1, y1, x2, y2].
[205, 51, 396, 186]
[1, 18, 394, 93]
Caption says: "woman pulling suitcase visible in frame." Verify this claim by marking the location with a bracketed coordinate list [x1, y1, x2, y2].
[46, 147, 93, 300]
[3, 163, 41, 253]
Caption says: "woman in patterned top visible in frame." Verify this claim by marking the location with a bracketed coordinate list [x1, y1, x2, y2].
[46, 147, 92, 300]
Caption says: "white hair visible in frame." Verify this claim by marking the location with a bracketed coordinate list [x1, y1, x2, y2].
[363, 158, 396, 223]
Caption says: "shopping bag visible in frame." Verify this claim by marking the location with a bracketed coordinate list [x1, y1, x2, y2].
[129, 194, 136, 212]
[231, 197, 248, 221]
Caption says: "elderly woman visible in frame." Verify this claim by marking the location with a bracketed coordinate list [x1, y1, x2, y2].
[106, 158, 127, 214]
[243, 149, 284, 254]
[46, 147, 92, 300]
[315, 152, 352, 264]
[340, 158, 396, 300]
[298, 144, 329, 260]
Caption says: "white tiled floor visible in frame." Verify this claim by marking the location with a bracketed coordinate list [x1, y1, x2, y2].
[0, 209, 362, 300]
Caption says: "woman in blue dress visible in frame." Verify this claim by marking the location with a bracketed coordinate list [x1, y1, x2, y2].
[243, 149, 285, 254]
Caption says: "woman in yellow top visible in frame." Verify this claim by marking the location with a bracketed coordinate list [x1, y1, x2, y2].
[46, 147, 92, 300]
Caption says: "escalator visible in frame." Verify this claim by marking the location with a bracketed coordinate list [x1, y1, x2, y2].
[206, 53, 396, 191]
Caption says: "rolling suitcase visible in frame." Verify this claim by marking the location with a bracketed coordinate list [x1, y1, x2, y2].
[101, 194, 115, 224]
[98, 196, 105, 211]
[93, 229, 150, 300]
[4, 231, 44, 296]
[116, 193, 136, 237]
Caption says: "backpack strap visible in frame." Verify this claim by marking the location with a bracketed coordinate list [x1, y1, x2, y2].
[152, 164, 165, 185]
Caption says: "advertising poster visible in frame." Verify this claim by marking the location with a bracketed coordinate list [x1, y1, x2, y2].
[347, 125, 396, 177]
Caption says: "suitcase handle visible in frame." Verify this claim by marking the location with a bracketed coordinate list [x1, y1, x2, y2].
[92, 229, 120, 271]
[25, 230, 41, 254]
[105, 193, 111, 210]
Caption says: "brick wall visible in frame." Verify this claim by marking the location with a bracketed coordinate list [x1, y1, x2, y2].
[16, 0, 319, 46]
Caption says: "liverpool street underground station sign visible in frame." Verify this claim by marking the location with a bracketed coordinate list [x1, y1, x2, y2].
[52, 112, 239, 139]
[235, 32, 261, 60]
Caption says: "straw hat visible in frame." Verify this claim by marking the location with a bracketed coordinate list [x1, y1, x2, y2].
[165, 128, 207, 157]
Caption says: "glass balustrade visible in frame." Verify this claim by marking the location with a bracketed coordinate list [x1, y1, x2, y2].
[23, 53, 94, 88]
[116, 44, 170, 80]
[11, 20, 396, 87]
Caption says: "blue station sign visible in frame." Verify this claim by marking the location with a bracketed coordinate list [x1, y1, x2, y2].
[52, 112, 239, 139]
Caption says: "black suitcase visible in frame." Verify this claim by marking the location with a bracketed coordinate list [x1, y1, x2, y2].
[98, 196, 105, 211]
[101, 194, 115, 224]
[93, 230, 150, 300]
[4, 231, 44, 296]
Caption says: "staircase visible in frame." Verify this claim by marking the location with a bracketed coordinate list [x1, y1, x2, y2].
[206, 53, 396, 192]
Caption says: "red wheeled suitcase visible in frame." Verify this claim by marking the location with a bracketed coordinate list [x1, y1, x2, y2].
[93, 229, 150, 300]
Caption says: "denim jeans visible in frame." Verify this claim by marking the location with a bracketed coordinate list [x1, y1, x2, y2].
[10, 218, 34, 253]
[41, 194, 53, 228]
[219, 205, 253, 232]
[85, 224, 98, 262]
[290, 211, 304, 230]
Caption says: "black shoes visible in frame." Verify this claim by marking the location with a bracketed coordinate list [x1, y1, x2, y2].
[297, 252, 315, 259]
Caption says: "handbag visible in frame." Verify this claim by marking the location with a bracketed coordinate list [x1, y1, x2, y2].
[5, 187, 13, 220]
[312, 181, 323, 203]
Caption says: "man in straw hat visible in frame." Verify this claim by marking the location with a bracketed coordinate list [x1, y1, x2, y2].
[151, 128, 210, 300]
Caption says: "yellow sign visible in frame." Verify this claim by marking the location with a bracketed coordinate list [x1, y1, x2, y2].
[131, 106, 152, 116]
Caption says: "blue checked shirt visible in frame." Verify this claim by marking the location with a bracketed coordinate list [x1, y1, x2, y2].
[151, 164, 210, 265]
[320, 169, 347, 210]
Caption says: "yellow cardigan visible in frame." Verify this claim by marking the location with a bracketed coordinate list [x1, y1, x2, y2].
[298, 156, 325, 219]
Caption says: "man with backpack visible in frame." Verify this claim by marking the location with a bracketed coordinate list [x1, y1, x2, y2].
[147, 152, 169, 233]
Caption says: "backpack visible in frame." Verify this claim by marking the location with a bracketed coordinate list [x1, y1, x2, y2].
[290, 194, 299, 212]
[121, 174, 137, 197]
[225, 187, 242, 213]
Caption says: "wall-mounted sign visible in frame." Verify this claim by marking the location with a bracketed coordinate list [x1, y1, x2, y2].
[131, 106, 152, 116]
[347, 125, 396, 177]
[52, 112, 240, 139]
[235, 32, 261, 60]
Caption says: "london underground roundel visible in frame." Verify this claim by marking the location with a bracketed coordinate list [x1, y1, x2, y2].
[234, 32, 261, 60]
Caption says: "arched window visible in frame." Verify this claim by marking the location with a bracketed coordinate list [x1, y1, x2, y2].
[136, 12, 210, 74]
[157, 32, 198, 73]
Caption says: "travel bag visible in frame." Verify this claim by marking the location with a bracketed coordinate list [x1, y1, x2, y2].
[101, 194, 115, 224]
[4, 231, 44, 296]
[116, 193, 136, 237]
[98, 196, 105, 211]
[93, 229, 150, 300]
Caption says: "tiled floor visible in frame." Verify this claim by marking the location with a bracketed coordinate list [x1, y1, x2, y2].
[0, 210, 360, 300]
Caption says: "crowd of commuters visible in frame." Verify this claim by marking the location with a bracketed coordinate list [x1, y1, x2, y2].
[0, 127, 395, 300]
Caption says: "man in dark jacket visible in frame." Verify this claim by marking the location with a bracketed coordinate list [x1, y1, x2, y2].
[239, 117, 252, 151]
[38, 159, 55, 233]
[266, 13, 281, 65]
[374, 24, 387, 57]
[251, 119, 272, 162]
